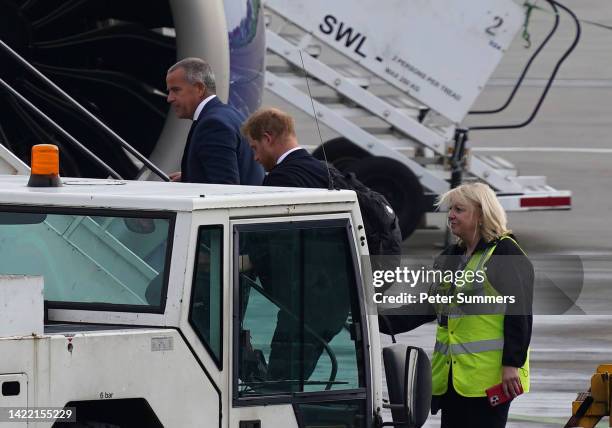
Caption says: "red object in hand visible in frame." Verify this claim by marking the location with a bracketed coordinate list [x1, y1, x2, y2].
[486, 382, 523, 407]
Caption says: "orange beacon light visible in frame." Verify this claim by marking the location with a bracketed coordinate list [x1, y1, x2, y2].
[28, 144, 62, 187]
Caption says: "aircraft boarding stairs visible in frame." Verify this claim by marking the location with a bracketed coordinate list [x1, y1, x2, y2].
[263, 7, 571, 214]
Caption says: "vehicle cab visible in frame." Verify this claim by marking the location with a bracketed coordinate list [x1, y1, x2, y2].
[0, 175, 390, 427]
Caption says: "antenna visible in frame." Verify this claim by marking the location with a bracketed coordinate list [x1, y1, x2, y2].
[298, 50, 334, 190]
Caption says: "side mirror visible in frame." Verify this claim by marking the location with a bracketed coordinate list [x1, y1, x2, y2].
[382, 344, 431, 428]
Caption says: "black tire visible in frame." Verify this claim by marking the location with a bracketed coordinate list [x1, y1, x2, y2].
[312, 137, 371, 171]
[347, 157, 425, 240]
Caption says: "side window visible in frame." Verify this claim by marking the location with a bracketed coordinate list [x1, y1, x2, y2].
[189, 226, 223, 367]
[235, 221, 364, 398]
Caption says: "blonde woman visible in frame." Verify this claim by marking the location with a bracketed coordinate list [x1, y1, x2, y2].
[380, 183, 533, 428]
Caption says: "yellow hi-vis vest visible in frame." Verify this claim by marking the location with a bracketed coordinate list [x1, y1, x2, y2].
[431, 236, 530, 397]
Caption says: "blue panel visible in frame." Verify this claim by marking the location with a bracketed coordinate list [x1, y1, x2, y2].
[224, 0, 265, 117]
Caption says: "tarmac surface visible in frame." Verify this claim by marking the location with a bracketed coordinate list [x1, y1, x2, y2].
[264, 1, 612, 426]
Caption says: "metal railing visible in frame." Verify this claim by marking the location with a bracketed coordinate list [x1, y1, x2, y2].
[0, 38, 170, 181]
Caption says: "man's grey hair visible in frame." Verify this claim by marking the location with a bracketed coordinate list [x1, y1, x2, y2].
[168, 57, 216, 93]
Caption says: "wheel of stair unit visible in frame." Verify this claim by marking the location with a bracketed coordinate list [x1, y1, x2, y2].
[346, 156, 425, 240]
[0, 0, 264, 179]
[312, 137, 371, 171]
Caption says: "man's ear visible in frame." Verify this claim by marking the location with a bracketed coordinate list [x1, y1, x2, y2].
[262, 132, 274, 146]
[196, 82, 207, 98]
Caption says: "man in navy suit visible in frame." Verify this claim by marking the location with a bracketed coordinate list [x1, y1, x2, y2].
[241, 107, 330, 188]
[166, 58, 263, 185]
[241, 108, 349, 388]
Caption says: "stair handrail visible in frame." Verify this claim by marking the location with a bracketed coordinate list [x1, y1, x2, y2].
[0, 38, 169, 182]
[0, 79, 123, 180]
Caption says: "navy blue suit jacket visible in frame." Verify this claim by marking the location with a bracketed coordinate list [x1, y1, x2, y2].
[181, 97, 264, 185]
[263, 149, 330, 188]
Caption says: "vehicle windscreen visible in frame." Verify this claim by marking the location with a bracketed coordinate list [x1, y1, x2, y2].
[0, 208, 173, 311]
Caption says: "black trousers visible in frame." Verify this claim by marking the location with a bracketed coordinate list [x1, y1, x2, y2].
[437, 375, 511, 428]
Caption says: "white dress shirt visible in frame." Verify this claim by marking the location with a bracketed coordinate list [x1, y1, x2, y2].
[193, 94, 217, 121]
[276, 147, 303, 165]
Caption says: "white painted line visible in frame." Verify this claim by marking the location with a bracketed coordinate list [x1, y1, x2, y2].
[473, 147, 612, 154]
[488, 78, 612, 89]
[555, 250, 612, 256]
[305, 145, 612, 154]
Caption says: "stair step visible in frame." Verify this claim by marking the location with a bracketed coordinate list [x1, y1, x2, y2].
[513, 176, 551, 191]
[372, 133, 418, 150]
[334, 63, 372, 79]
[380, 94, 424, 111]
[272, 68, 372, 89]
[313, 95, 346, 105]
[267, 63, 296, 74]
[326, 104, 373, 119]
[272, 72, 326, 88]
[332, 64, 372, 88]
[474, 154, 518, 176]
[484, 155, 516, 170]
[279, 33, 322, 57]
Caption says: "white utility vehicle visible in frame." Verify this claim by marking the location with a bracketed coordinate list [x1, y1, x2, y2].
[0, 170, 430, 427]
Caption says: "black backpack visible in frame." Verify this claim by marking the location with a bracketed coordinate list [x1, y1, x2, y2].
[327, 165, 402, 256]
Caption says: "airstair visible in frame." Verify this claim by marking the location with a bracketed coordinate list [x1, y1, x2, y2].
[263, 2, 571, 226]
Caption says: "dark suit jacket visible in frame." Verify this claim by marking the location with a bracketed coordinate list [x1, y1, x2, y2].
[263, 149, 330, 188]
[181, 97, 264, 185]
